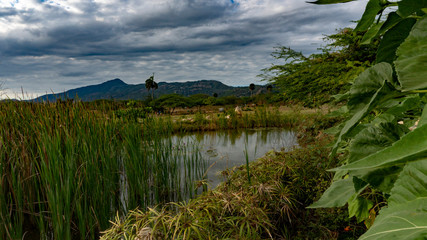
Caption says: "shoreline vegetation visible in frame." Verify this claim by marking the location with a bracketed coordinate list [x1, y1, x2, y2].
[102, 137, 366, 240]
[101, 104, 366, 240]
[0, 100, 349, 239]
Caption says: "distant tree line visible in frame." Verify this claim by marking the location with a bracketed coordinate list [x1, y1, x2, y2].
[149, 91, 283, 114]
[83, 90, 284, 118]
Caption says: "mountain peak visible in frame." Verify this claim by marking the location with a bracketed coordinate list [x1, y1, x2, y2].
[103, 78, 127, 86]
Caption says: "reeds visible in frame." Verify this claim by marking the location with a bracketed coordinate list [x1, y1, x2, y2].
[0, 100, 333, 239]
[0, 101, 206, 239]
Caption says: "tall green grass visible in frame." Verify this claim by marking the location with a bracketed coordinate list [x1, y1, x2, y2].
[0, 101, 206, 239]
[0, 101, 332, 238]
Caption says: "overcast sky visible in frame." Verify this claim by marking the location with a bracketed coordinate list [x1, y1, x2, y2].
[0, 0, 367, 98]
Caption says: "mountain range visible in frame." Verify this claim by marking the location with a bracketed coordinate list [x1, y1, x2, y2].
[33, 79, 268, 102]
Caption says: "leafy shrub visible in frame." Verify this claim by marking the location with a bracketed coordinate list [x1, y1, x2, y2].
[310, 1, 427, 239]
[153, 94, 191, 113]
[261, 28, 378, 107]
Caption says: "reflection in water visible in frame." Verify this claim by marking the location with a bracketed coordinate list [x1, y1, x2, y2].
[173, 128, 298, 188]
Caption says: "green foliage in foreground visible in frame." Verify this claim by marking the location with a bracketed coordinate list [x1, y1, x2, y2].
[102, 135, 364, 240]
[310, 0, 427, 239]
[261, 28, 378, 107]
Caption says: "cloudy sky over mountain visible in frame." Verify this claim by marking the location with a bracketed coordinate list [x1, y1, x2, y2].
[0, 0, 367, 98]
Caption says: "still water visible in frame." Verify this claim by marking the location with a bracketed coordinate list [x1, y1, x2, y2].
[173, 128, 299, 188]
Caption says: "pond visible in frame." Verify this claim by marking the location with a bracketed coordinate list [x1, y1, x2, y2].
[173, 128, 299, 188]
[119, 128, 299, 212]
[22, 128, 299, 239]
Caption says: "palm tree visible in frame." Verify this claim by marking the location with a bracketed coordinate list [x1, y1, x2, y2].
[249, 83, 255, 97]
[145, 76, 153, 94]
[145, 73, 157, 99]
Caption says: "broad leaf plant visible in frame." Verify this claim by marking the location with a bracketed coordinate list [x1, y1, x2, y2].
[309, 0, 427, 239]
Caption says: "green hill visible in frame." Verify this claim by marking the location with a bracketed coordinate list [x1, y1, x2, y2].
[33, 79, 267, 101]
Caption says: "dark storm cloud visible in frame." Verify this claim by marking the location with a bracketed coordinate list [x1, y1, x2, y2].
[1, 1, 355, 58]
[5, 10, 322, 58]
[1, 2, 233, 58]
[0, 7, 17, 17]
[124, 1, 233, 31]
[0, 0, 367, 97]
[59, 71, 92, 77]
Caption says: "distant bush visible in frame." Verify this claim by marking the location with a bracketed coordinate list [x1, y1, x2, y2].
[188, 94, 210, 108]
[115, 107, 150, 121]
[153, 94, 191, 113]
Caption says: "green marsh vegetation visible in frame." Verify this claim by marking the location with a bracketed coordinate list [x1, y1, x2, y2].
[0, 100, 208, 239]
[101, 107, 347, 239]
[0, 99, 323, 239]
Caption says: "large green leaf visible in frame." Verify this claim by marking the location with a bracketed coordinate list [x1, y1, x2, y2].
[376, 12, 403, 37]
[360, 160, 427, 239]
[376, 18, 416, 64]
[347, 178, 373, 223]
[355, 0, 383, 32]
[355, 166, 403, 194]
[361, 22, 383, 44]
[395, 16, 427, 91]
[349, 122, 408, 163]
[348, 196, 373, 222]
[349, 63, 393, 104]
[336, 123, 427, 170]
[332, 63, 394, 155]
[397, 0, 427, 17]
[349, 122, 406, 194]
[307, 178, 355, 208]
[332, 85, 391, 155]
[359, 198, 427, 240]
[418, 104, 427, 127]
[307, 0, 356, 4]
[381, 94, 421, 118]
[388, 160, 427, 206]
